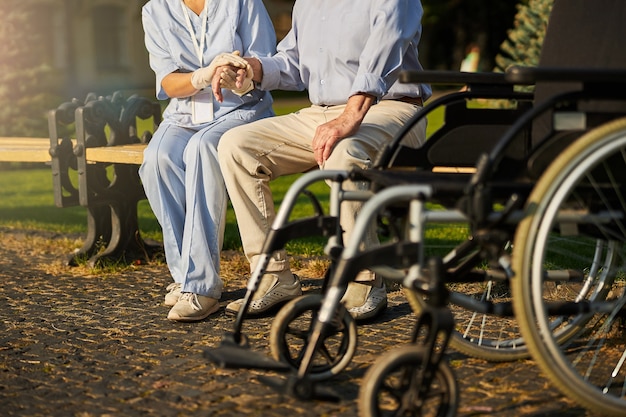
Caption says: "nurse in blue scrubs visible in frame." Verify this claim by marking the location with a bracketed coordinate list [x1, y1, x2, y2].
[140, 0, 275, 321]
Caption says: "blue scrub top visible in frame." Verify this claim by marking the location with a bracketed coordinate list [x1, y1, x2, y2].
[142, 0, 276, 127]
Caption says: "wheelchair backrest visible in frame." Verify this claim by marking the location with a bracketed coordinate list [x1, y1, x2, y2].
[530, 0, 626, 149]
[382, 0, 626, 178]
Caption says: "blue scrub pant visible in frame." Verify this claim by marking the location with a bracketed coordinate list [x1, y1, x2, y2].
[140, 115, 259, 299]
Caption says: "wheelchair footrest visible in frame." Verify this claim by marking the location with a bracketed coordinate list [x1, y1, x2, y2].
[204, 341, 291, 372]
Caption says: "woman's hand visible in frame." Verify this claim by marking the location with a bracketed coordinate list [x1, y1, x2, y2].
[191, 51, 248, 90]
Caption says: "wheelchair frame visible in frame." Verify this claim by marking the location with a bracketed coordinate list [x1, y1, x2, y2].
[205, 1, 626, 414]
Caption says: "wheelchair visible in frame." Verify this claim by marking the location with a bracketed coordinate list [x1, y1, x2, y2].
[206, 1, 626, 415]
[358, 2, 626, 414]
[204, 81, 534, 384]
[356, 106, 626, 417]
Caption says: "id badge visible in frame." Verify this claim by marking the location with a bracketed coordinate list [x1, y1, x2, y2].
[192, 90, 214, 124]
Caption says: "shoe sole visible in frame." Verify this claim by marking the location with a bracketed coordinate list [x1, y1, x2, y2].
[167, 303, 220, 322]
[224, 295, 300, 317]
[351, 299, 388, 322]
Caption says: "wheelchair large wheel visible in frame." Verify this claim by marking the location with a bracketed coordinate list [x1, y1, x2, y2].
[512, 117, 626, 416]
[269, 294, 357, 381]
[404, 276, 530, 362]
[358, 345, 458, 417]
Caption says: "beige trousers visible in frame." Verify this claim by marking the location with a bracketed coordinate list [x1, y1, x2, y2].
[218, 100, 427, 279]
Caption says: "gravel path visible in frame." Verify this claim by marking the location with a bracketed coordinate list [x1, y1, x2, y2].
[0, 227, 594, 416]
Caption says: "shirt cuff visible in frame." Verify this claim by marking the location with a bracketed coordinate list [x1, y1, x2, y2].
[257, 56, 281, 91]
[349, 73, 388, 102]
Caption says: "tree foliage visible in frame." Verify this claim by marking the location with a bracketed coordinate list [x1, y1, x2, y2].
[494, 0, 555, 72]
[0, 0, 61, 137]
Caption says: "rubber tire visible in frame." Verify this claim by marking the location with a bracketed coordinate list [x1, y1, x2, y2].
[358, 345, 458, 417]
[512, 117, 626, 416]
[269, 294, 357, 381]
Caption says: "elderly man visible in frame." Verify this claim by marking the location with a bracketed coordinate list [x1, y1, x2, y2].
[217, 0, 431, 320]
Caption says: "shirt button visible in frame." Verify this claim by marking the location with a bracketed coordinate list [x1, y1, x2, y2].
[320, 80, 325, 85]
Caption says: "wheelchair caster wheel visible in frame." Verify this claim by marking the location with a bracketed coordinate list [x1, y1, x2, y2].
[269, 293, 357, 381]
[359, 345, 458, 417]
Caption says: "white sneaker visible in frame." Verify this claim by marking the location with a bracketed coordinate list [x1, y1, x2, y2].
[343, 282, 387, 321]
[226, 272, 302, 315]
[167, 293, 219, 322]
[164, 282, 182, 306]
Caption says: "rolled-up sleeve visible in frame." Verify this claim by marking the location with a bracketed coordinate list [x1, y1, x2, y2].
[349, 0, 423, 100]
[238, 0, 276, 59]
[142, 10, 179, 100]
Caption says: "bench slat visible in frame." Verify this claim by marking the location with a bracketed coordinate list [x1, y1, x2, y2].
[0, 137, 51, 162]
[0, 137, 147, 165]
[85, 143, 146, 165]
[1, 138, 473, 172]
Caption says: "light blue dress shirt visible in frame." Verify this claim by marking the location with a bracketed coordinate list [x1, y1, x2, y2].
[142, 0, 275, 126]
[258, 0, 431, 106]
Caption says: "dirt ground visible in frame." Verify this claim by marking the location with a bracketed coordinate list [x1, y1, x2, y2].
[0, 227, 600, 416]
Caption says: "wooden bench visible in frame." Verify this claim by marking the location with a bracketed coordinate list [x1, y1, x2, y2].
[86, 143, 147, 165]
[0, 137, 58, 162]
[0, 139, 147, 164]
[1, 91, 163, 267]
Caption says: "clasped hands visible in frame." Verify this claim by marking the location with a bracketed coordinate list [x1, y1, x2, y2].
[190, 51, 254, 102]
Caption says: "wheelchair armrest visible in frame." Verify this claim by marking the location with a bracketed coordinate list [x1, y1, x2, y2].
[399, 70, 509, 86]
[505, 65, 626, 85]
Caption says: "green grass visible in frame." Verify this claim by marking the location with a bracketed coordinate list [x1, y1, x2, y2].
[0, 97, 446, 256]
[0, 168, 331, 254]
[0, 170, 88, 235]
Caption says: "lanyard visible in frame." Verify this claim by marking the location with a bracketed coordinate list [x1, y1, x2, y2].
[180, 0, 209, 66]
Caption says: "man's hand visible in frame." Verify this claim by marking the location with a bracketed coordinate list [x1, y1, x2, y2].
[312, 94, 375, 164]
[190, 51, 248, 90]
[210, 66, 243, 102]
[218, 63, 254, 96]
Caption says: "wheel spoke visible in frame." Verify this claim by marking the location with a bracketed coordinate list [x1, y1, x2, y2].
[513, 118, 626, 416]
[284, 325, 309, 341]
[269, 294, 357, 381]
